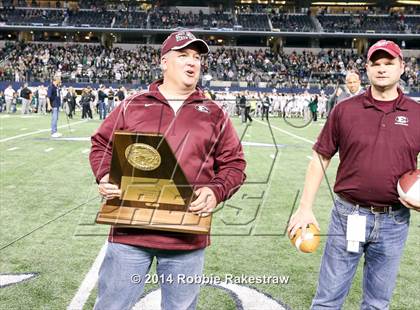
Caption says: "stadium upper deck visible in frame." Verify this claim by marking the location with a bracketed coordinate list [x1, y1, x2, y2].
[1, 0, 420, 36]
[1, 6, 420, 34]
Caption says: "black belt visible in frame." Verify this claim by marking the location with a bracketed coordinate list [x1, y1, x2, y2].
[338, 195, 403, 213]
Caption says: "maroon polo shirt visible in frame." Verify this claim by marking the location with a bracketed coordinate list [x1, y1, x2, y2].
[314, 87, 420, 206]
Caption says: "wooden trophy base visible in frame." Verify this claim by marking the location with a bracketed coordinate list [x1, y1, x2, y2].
[96, 203, 212, 234]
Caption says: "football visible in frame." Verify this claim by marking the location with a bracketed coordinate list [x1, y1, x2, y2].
[289, 224, 321, 253]
[397, 169, 420, 204]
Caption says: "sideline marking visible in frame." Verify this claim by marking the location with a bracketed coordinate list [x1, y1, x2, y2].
[242, 141, 285, 148]
[67, 243, 107, 310]
[256, 120, 340, 161]
[45, 148, 54, 152]
[0, 273, 37, 288]
[254, 120, 315, 145]
[0, 120, 87, 143]
[7, 147, 19, 151]
[56, 137, 90, 141]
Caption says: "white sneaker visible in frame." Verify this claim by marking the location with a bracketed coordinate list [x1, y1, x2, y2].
[51, 132, 62, 138]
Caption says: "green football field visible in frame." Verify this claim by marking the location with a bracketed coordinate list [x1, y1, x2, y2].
[0, 111, 419, 310]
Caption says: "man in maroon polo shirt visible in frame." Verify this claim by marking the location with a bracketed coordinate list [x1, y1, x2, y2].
[288, 40, 420, 309]
[90, 31, 246, 309]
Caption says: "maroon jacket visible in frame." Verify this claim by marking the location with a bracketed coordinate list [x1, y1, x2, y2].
[314, 87, 420, 206]
[90, 80, 246, 250]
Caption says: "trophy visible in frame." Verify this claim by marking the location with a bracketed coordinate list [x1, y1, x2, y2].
[95, 131, 211, 234]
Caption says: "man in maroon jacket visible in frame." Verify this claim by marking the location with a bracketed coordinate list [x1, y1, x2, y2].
[90, 31, 246, 310]
[288, 40, 420, 309]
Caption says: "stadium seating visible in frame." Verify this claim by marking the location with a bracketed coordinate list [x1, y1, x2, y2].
[3, 8, 64, 26]
[318, 14, 420, 33]
[237, 14, 270, 31]
[0, 43, 418, 91]
[66, 10, 113, 27]
[149, 10, 234, 30]
[271, 14, 315, 32]
[1, 6, 419, 35]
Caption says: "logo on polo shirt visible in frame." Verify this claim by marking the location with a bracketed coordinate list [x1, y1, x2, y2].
[394, 116, 408, 126]
[195, 105, 210, 113]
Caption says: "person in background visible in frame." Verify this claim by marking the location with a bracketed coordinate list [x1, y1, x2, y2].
[80, 88, 94, 119]
[38, 85, 48, 115]
[4, 84, 15, 114]
[107, 87, 114, 113]
[20, 83, 32, 114]
[0, 91, 5, 112]
[64, 87, 77, 119]
[309, 95, 319, 122]
[261, 94, 271, 121]
[97, 84, 108, 120]
[328, 70, 363, 114]
[47, 77, 62, 138]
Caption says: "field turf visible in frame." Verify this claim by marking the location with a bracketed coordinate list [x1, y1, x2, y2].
[0, 111, 419, 310]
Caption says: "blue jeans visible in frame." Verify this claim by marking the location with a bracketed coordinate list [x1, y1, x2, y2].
[98, 101, 106, 120]
[311, 196, 410, 310]
[94, 242, 205, 310]
[51, 107, 59, 134]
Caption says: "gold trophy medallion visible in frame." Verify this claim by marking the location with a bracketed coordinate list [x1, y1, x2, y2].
[125, 143, 161, 171]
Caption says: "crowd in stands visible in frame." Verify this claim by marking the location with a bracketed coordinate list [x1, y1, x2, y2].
[236, 14, 270, 31]
[318, 12, 420, 34]
[5, 0, 420, 16]
[0, 42, 418, 90]
[271, 14, 314, 32]
[0, 43, 162, 85]
[1, 4, 420, 33]
[148, 8, 234, 30]
[1, 0, 128, 10]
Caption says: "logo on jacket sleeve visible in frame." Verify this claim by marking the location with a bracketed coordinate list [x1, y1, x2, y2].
[195, 105, 210, 113]
[394, 116, 408, 126]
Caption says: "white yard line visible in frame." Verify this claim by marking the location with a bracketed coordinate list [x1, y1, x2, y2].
[67, 242, 107, 310]
[81, 149, 90, 154]
[0, 120, 87, 143]
[255, 120, 341, 160]
[58, 137, 90, 141]
[306, 155, 313, 160]
[254, 119, 315, 145]
[242, 141, 284, 147]
[44, 148, 54, 152]
[0, 273, 37, 287]
[19, 115, 39, 118]
[7, 147, 19, 151]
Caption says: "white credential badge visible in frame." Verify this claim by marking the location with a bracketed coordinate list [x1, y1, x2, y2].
[346, 214, 366, 253]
